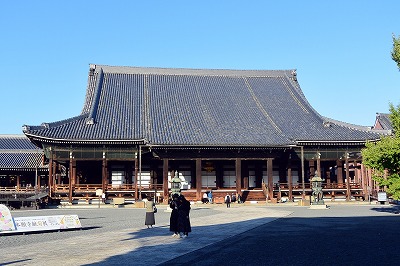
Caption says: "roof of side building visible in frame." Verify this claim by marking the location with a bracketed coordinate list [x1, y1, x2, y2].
[0, 135, 46, 170]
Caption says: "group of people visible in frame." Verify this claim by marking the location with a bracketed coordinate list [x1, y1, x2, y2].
[169, 193, 191, 238]
[144, 193, 192, 238]
[224, 193, 241, 208]
[202, 191, 213, 204]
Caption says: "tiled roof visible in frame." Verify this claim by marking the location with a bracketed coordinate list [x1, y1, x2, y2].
[23, 65, 384, 147]
[0, 135, 46, 170]
[0, 134, 39, 150]
[374, 113, 393, 131]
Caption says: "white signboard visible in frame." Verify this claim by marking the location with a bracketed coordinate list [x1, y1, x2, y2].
[378, 192, 387, 202]
[13, 215, 82, 232]
[0, 204, 82, 234]
[0, 204, 16, 231]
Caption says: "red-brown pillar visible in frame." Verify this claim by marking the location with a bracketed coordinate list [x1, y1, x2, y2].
[267, 158, 274, 200]
[52, 161, 57, 193]
[163, 159, 169, 203]
[48, 157, 53, 195]
[337, 160, 344, 185]
[235, 158, 242, 195]
[16, 175, 20, 190]
[309, 160, 315, 177]
[361, 164, 367, 196]
[345, 157, 351, 201]
[196, 159, 202, 201]
[68, 155, 76, 203]
[288, 164, 293, 201]
[316, 157, 321, 178]
[102, 156, 107, 192]
[134, 156, 139, 199]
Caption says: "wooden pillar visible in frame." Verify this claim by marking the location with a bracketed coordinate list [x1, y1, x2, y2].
[316, 157, 321, 178]
[326, 169, 331, 184]
[345, 156, 351, 201]
[102, 155, 107, 192]
[309, 160, 315, 178]
[196, 159, 202, 201]
[48, 157, 53, 195]
[354, 161, 359, 183]
[68, 155, 76, 203]
[235, 158, 242, 195]
[134, 156, 139, 200]
[163, 159, 169, 203]
[267, 158, 273, 200]
[337, 160, 344, 185]
[52, 162, 57, 193]
[16, 175, 20, 190]
[288, 163, 293, 201]
[361, 164, 368, 197]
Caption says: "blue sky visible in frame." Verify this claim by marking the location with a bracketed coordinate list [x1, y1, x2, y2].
[1, 1, 399, 134]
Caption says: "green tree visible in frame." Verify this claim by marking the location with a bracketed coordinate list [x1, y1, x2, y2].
[362, 103, 400, 199]
[392, 34, 400, 70]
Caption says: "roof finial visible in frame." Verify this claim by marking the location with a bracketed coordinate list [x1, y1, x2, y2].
[291, 69, 297, 81]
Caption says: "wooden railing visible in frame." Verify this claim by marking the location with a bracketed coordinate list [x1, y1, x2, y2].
[274, 182, 362, 191]
[0, 186, 48, 193]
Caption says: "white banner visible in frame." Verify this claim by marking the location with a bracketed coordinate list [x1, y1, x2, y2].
[0, 204, 82, 234]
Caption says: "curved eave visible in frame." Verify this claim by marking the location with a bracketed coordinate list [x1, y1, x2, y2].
[24, 133, 147, 146]
[295, 139, 380, 146]
[149, 144, 294, 150]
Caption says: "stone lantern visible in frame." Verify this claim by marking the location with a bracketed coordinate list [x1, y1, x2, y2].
[310, 171, 327, 208]
[170, 171, 182, 196]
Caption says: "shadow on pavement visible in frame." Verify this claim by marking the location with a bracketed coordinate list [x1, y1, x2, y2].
[82, 211, 400, 266]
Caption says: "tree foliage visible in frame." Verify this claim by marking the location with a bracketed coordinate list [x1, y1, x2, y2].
[392, 34, 400, 71]
[362, 103, 400, 199]
[389, 103, 400, 137]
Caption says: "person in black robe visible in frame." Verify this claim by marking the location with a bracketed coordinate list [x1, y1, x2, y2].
[169, 193, 180, 237]
[177, 194, 191, 237]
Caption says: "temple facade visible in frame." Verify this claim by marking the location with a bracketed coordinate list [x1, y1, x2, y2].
[21, 64, 387, 204]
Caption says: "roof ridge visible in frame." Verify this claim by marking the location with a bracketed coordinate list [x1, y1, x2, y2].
[0, 134, 27, 138]
[86, 67, 104, 124]
[91, 64, 296, 78]
[322, 116, 377, 132]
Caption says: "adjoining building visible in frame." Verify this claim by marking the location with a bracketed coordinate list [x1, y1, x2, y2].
[0, 135, 48, 208]
[21, 64, 387, 204]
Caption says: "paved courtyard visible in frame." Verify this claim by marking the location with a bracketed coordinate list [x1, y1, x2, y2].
[1, 203, 399, 265]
